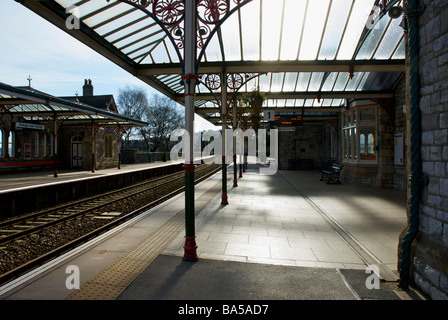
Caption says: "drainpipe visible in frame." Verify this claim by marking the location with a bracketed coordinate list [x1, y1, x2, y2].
[399, 0, 427, 289]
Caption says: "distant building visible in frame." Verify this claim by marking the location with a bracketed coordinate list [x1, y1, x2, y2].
[0, 80, 146, 173]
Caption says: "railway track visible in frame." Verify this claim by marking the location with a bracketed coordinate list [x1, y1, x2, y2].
[0, 163, 221, 285]
[0, 167, 196, 243]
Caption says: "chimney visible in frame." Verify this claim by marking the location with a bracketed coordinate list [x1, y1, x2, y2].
[83, 79, 93, 96]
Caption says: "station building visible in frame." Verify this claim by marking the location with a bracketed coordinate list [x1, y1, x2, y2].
[0, 80, 146, 174]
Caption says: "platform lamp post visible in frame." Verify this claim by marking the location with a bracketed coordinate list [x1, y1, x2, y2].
[119, 0, 253, 262]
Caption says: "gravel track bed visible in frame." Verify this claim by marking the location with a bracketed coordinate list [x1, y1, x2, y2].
[0, 165, 219, 275]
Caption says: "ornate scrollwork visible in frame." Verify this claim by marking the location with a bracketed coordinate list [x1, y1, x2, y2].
[117, 0, 252, 67]
[126, 0, 151, 9]
[197, 0, 230, 24]
[205, 74, 221, 90]
[153, 0, 185, 51]
[153, 0, 184, 25]
[227, 73, 243, 91]
[171, 25, 185, 49]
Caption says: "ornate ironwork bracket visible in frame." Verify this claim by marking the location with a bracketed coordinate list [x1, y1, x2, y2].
[86, 122, 101, 137]
[117, 0, 253, 72]
[0, 105, 14, 120]
[44, 115, 65, 136]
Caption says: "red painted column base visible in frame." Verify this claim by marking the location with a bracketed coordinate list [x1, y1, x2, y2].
[221, 192, 228, 205]
[183, 236, 198, 261]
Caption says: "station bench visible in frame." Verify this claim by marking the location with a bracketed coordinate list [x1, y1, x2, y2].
[320, 163, 342, 184]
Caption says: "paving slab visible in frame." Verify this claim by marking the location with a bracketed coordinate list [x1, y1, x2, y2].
[118, 254, 400, 300]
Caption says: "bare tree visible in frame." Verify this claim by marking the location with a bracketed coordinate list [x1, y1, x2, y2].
[117, 86, 149, 147]
[140, 94, 184, 152]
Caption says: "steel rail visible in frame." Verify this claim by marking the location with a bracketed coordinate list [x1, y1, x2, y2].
[0, 167, 184, 228]
[0, 164, 211, 245]
[0, 164, 221, 286]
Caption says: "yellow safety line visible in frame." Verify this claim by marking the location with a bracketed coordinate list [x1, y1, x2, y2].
[66, 181, 221, 300]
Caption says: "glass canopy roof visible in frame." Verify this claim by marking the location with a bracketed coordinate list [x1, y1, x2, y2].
[20, 0, 406, 125]
[0, 82, 147, 127]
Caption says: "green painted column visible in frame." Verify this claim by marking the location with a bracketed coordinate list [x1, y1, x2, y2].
[399, 0, 426, 289]
[182, 0, 198, 261]
[221, 72, 229, 205]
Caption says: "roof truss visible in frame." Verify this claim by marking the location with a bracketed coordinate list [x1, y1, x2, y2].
[17, 0, 406, 125]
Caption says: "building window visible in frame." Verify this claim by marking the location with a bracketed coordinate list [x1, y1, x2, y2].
[342, 105, 377, 164]
[8, 131, 15, 158]
[35, 132, 39, 157]
[42, 134, 47, 157]
[104, 133, 114, 158]
[0, 130, 4, 157]
[49, 135, 54, 157]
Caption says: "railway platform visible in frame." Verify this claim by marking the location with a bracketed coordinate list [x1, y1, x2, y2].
[0, 164, 426, 305]
[0, 161, 183, 193]
[0, 161, 186, 217]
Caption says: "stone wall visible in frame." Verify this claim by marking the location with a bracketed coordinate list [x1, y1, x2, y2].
[377, 101, 396, 188]
[59, 127, 120, 171]
[393, 78, 408, 191]
[412, 0, 448, 299]
[278, 123, 326, 170]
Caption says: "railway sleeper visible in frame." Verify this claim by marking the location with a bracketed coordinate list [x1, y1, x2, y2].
[13, 225, 32, 229]
[0, 229, 17, 233]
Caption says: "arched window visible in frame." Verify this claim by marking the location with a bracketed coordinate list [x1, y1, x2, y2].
[8, 131, 15, 158]
[104, 133, 114, 158]
[72, 135, 83, 168]
[0, 130, 4, 157]
[368, 133, 375, 155]
[49, 135, 54, 156]
[35, 132, 39, 157]
[42, 134, 47, 157]
[360, 133, 366, 154]
[342, 106, 377, 163]
[104, 134, 109, 158]
[109, 135, 114, 157]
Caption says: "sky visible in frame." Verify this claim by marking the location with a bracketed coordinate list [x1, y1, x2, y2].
[0, 1, 217, 132]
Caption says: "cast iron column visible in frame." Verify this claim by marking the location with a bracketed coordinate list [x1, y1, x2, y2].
[182, 0, 198, 261]
[399, 0, 426, 289]
[53, 114, 58, 177]
[221, 72, 229, 205]
[233, 96, 238, 187]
